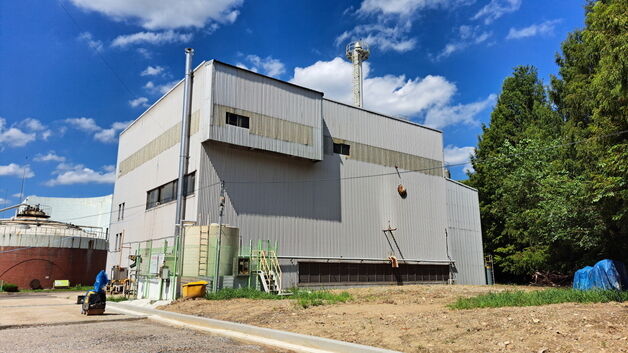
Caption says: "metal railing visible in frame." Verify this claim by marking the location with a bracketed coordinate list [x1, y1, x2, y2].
[0, 224, 107, 240]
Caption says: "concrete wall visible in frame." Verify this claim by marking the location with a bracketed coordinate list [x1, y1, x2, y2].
[446, 179, 486, 285]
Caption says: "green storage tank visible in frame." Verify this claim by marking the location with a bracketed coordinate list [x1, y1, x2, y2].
[182, 224, 239, 278]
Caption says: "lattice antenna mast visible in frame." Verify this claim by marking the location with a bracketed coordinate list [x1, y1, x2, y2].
[345, 41, 370, 108]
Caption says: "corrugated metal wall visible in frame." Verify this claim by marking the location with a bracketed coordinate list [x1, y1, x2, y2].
[208, 62, 324, 160]
[446, 179, 486, 285]
[198, 141, 449, 259]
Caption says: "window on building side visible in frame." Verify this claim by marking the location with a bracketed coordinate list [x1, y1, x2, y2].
[226, 112, 250, 129]
[118, 202, 125, 221]
[114, 233, 121, 251]
[146, 172, 196, 210]
[333, 143, 350, 156]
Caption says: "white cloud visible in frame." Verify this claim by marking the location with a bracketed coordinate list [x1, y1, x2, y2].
[64, 117, 131, 143]
[444, 145, 475, 173]
[65, 117, 101, 132]
[434, 25, 492, 60]
[343, 0, 474, 53]
[129, 97, 150, 108]
[77, 32, 104, 52]
[141, 65, 165, 76]
[34, 152, 66, 163]
[291, 57, 454, 117]
[45, 163, 115, 186]
[291, 57, 494, 129]
[20, 118, 46, 131]
[357, 0, 469, 16]
[472, 0, 521, 24]
[137, 48, 152, 59]
[424, 94, 496, 129]
[0, 163, 34, 178]
[93, 121, 132, 143]
[237, 55, 286, 77]
[111, 30, 193, 48]
[336, 23, 417, 53]
[144, 80, 180, 95]
[69, 0, 243, 30]
[0, 117, 39, 148]
[506, 19, 561, 40]
[0, 198, 9, 204]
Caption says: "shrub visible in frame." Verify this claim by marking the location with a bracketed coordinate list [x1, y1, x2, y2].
[1, 283, 19, 292]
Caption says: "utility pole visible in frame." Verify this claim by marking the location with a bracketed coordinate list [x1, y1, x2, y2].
[212, 181, 226, 293]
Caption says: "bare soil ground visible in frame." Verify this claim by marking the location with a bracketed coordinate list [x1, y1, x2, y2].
[162, 285, 628, 353]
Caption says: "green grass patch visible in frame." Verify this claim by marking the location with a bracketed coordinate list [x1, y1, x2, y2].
[107, 296, 130, 302]
[449, 288, 628, 310]
[291, 288, 352, 308]
[205, 287, 283, 300]
[204, 287, 352, 308]
[21, 285, 93, 292]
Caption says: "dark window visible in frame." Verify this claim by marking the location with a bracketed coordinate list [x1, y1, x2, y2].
[146, 189, 159, 209]
[159, 182, 175, 203]
[333, 143, 350, 156]
[117, 202, 125, 221]
[146, 172, 196, 210]
[184, 173, 195, 195]
[226, 112, 250, 129]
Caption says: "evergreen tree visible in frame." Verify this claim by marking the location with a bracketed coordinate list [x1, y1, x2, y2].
[551, 0, 627, 264]
[468, 66, 563, 282]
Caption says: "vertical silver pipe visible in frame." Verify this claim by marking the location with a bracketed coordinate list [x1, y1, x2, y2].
[174, 47, 194, 298]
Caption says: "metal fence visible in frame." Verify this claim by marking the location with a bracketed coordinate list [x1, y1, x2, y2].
[0, 224, 107, 240]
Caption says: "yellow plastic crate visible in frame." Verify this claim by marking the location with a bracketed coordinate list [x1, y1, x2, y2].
[182, 281, 208, 298]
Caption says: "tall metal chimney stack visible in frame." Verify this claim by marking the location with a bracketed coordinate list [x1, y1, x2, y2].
[346, 41, 370, 108]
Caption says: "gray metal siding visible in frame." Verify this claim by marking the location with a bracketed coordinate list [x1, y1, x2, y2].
[197, 141, 449, 264]
[446, 179, 486, 285]
[208, 62, 323, 160]
[323, 100, 443, 162]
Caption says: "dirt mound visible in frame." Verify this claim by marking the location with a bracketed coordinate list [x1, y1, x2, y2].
[163, 285, 628, 352]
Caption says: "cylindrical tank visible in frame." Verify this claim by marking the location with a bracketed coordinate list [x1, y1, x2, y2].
[0, 207, 108, 289]
[183, 224, 240, 278]
[208, 223, 239, 276]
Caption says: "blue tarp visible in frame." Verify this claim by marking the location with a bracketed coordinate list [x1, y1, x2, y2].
[573, 259, 628, 290]
[92, 270, 108, 293]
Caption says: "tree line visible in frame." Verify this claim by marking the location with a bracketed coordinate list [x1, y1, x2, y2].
[466, 0, 627, 283]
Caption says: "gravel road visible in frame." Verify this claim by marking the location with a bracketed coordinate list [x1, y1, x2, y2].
[0, 319, 287, 353]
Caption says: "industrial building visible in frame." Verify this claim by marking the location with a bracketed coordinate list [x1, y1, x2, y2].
[106, 52, 485, 300]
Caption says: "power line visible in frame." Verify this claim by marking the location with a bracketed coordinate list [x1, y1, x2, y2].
[1, 129, 626, 255]
[56, 1, 138, 98]
[225, 129, 628, 185]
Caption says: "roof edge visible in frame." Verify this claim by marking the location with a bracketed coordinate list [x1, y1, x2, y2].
[121, 61, 207, 136]
[445, 178, 477, 192]
[323, 98, 443, 134]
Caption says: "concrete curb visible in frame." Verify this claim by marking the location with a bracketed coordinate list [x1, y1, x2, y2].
[109, 303, 400, 353]
[0, 316, 146, 330]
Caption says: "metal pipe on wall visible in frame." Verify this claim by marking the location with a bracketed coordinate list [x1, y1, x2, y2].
[174, 48, 194, 299]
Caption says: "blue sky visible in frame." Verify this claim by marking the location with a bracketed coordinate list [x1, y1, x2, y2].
[0, 0, 586, 208]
